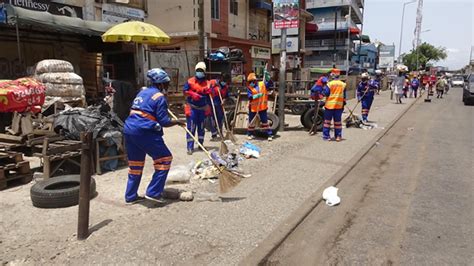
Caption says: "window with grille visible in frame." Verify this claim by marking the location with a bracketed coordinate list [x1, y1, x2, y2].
[211, 0, 220, 19]
[230, 0, 238, 16]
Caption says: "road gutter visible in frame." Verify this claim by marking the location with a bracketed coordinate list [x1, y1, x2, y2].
[240, 95, 422, 266]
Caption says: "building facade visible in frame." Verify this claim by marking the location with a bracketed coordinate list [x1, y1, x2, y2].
[304, 0, 364, 71]
[146, 0, 272, 86]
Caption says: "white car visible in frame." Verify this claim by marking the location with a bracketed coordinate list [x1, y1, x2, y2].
[452, 76, 465, 87]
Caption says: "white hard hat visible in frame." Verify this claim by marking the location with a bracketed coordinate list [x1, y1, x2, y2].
[195, 61, 206, 71]
[375, 69, 382, 75]
[361, 72, 369, 79]
[396, 64, 408, 72]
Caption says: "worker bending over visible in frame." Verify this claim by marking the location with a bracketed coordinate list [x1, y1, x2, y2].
[123, 68, 184, 204]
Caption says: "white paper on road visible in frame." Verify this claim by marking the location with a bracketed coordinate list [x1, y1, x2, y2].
[322, 186, 341, 206]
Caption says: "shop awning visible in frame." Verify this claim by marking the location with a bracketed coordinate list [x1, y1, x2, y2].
[310, 68, 333, 74]
[5, 4, 113, 36]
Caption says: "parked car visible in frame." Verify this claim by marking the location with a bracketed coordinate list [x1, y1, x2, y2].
[452, 75, 465, 87]
[462, 74, 474, 105]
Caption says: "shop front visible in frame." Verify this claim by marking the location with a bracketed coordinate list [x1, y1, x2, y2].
[250, 46, 271, 78]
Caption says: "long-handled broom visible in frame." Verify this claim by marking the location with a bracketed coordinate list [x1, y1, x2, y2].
[168, 110, 242, 193]
[208, 94, 229, 155]
[216, 88, 238, 144]
[344, 85, 369, 127]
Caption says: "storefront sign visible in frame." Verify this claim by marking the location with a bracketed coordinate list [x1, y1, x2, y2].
[378, 45, 395, 68]
[251, 46, 271, 60]
[271, 22, 298, 37]
[1, 0, 83, 18]
[272, 37, 299, 54]
[273, 0, 299, 29]
[102, 3, 145, 24]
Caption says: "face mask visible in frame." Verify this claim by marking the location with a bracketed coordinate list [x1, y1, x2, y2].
[196, 71, 205, 79]
[220, 81, 226, 87]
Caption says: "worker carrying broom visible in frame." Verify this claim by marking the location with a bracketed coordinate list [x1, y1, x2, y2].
[208, 73, 230, 141]
[357, 72, 376, 123]
[321, 68, 346, 142]
[184, 62, 211, 155]
[247, 72, 273, 141]
[123, 68, 185, 204]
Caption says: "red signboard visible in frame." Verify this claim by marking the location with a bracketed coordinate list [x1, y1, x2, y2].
[273, 0, 300, 29]
[0, 78, 45, 113]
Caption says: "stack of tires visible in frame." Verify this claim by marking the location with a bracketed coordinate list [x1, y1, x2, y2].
[34, 59, 86, 109]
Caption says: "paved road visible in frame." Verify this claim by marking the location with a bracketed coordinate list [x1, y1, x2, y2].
[266, 88, 473, 265]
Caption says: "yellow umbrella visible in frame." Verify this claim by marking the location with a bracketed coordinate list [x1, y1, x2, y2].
[102, 21, 170, 44]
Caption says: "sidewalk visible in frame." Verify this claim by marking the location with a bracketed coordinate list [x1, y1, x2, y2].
[0, 91, 416, 265]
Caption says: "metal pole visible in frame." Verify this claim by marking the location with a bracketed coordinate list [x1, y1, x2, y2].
[398, 1, 416, 63]
[278, 29, 287, 132]
[77, 132, 92, 240]
[345, 2, 352, 80]
[357, 4, 365, 66]
[15, 16, 22, 67]
[333, 8, 338, 66]
[197, 0, 205, 61]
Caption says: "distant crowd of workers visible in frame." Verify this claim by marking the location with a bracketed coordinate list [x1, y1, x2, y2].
[119, 61, 449, 203]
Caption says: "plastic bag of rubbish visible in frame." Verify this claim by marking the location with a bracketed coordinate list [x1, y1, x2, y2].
[211, 151, 227, 166]
[240, 141, 261, 158]
[322, 186, 341, 206]
[166, 162, 194, 183]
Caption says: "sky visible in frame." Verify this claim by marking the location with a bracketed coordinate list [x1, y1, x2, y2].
[363, 0, 473, 70]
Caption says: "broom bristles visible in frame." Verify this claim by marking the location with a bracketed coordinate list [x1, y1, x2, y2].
[219, 168, 243, 193]
[225, 131, 238, 144]
[220, 141, 229, 155]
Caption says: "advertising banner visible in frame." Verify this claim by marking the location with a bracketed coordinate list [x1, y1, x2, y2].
[273, 0, 299, 29]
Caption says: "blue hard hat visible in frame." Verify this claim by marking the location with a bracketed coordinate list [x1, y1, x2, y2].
[147, 68, 170, 84]
[321, 77, 329, 83]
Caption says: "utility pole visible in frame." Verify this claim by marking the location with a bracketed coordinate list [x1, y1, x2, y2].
[198, 0, 205, 61]
[398, 0, 416, 63]
[345, 2, 352, 80]
[278, 29, 287, 131]
[333, 8, 338, 66]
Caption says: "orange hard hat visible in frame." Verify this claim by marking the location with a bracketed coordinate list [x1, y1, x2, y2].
[247, 73, 257, 81]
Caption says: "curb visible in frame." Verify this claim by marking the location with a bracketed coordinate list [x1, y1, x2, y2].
[240, 95, 421, 266]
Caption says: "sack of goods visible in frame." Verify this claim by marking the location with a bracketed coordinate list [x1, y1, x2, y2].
[34, 59, 85, 106]
[0, 78, 45, 113]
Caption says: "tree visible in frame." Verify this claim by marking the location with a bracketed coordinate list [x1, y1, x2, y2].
[402, 42, 447, 71]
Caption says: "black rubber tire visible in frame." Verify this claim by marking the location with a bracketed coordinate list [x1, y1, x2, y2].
[291, 104, 308, 115]
[30, 175, 96, 209]
[300, 108, 310, 128]
[302, 107, 324, 131]
[256, 112, 280, 136]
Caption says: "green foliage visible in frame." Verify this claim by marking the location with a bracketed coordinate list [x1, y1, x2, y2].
[402, 42, 448, 71]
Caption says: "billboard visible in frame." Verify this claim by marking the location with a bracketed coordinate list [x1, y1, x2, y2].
[273, 0, 299, 29]
[272, 37, 299, 54]
[378, 45, 395, 68]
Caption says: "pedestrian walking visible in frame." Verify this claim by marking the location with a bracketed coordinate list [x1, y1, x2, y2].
[321, 68, 346, 142]
[247, 72, 273, 141]
[208, 73, 230, 140]
[391, 65, 407, 104]
[184, 62, 211, 155]
[410, 76, 420, 98]
[435, 76, 447, 98]
[123, 68, 185, 204]
[357, 72, 376, 123]
[373, 69, 383, 95]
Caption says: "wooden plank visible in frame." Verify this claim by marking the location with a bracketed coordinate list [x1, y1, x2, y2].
[0, 133, 24, 143]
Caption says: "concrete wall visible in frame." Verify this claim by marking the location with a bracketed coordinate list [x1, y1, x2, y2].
[228, 0, 247, 39]
[147, 0, 211, 35]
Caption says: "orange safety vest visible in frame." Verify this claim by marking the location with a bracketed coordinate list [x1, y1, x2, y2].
[325, 80, 346, 110]
[248, 81, 268, 112]
[187, 77, 209, 94]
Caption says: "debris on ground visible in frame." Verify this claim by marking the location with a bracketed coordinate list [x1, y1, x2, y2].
[167, 162, 194, 183]
[194, 192, 222, 202]
[322, 186, 341, 207]
[407, 127, 415, 131]
[179, 191, 194, 201]
[240, 142, 261, 158]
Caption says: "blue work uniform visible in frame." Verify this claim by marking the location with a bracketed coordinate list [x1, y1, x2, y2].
[123, 86, 173, 202]
[411, 78, 420, 98]
[209, 79, 228, 138]
[357, 80, 377, 122]
[184, 77, 210, 152]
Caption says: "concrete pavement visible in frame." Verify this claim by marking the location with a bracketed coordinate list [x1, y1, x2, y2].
[0, 90, 418, 265]
[265, 87, 473, 265]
